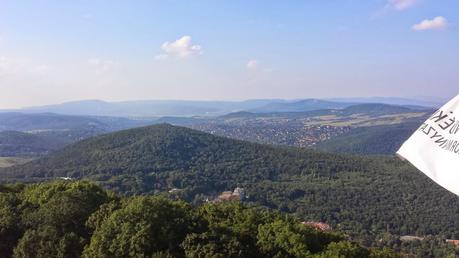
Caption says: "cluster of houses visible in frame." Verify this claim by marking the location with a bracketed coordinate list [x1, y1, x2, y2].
[215, 187, 245, 202]
[301, 221, 332, 232]
[400, 236, 459, 246]
[445, 239, 459, 246]
[167, 187, 247, 203]
[58, 176, 73, 181]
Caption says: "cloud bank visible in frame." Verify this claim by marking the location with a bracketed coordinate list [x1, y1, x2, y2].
[412, 16, 448, 31]
[156, 36, 202, 59]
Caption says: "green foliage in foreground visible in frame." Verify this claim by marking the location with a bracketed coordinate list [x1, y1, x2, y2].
[0, 181, 399, 258]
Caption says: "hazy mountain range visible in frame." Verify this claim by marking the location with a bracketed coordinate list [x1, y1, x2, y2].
[0, 97, 441, 118]
[0, 102, 431, 157]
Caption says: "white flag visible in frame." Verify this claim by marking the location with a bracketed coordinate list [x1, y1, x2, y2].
[397, 94, 459, 196]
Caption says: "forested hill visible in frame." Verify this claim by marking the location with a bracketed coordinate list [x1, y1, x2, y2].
[2, 124, 459, 244]
[0, 112, 158, 157]
[314, 120, 422, 155]
[0, 112, 155, 133]
[217, 103, 431, 120]
[1, 124, 359, 181]
[0, 131, 68, 156]
[0, 112, 106, 131]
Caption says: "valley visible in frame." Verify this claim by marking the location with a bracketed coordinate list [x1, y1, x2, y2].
[0, 157, 33, 168]
[185, 104, 430, 149]
[0, 100, 455, 256]
[0, 102, 430, 160]
[1, 123, 458, 248]
[2, 1, 456, 256]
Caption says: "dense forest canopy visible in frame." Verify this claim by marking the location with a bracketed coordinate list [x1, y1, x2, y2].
[314, 121, 422, 155]
[0, 131, 69, 157]
[0, 181, 404, 258]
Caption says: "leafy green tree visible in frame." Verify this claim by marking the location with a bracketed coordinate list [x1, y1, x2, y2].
[368, 247, 400, 258]
[85, 200, 121, 232]
[0, 180, 405, 257]
[0, 192, 22, 258]
[257, 220, 311, 258]
[83, 196, 197, 258]
[182, 232, 249, 258]
[151, 250, 175, 258]
[197, 201, 279, 257]
[317, 241, 369, 258]
[17, 181, 110, 258]
[13, 226, 84, 258]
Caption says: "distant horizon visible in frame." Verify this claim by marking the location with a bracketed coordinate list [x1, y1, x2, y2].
[0, 95, 450, 111]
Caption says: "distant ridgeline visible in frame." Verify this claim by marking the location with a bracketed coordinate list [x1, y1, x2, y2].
[187, 103, 431, 153]
[0, 112, 157, 157]
[1, 124, 459, 248]
[0, 103, 431, 157]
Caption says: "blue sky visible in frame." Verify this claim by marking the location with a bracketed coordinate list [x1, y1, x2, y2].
[0, 0, 458, 108]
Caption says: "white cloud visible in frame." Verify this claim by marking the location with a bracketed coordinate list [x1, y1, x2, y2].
[412, 16, 448, 31]
[246, 59, 259, 70]
[156, 36, 202, 59]
[388, 0, 418, 10]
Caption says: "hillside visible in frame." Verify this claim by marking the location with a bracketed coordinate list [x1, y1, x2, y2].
[0, 112, 107, 132]
[0, 112, 157, 157]
[186, 104, 430, 148]
[218, 103, 430, 121]
[314, 120, 422, 155]
[0, 157, 33, 168]
[0, 131, 68, 156]
[328, 97, 442, 108]
[2, 124, 459, 244]
[248, 99, 354, 113]
[3, 124, 340, 182]
[339, 103, 414, 116]
[0, 112, 153, 133]
[0, 104, 430, 158]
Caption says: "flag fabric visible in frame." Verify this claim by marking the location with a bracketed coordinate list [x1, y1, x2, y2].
[397, 94, 459, 196]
